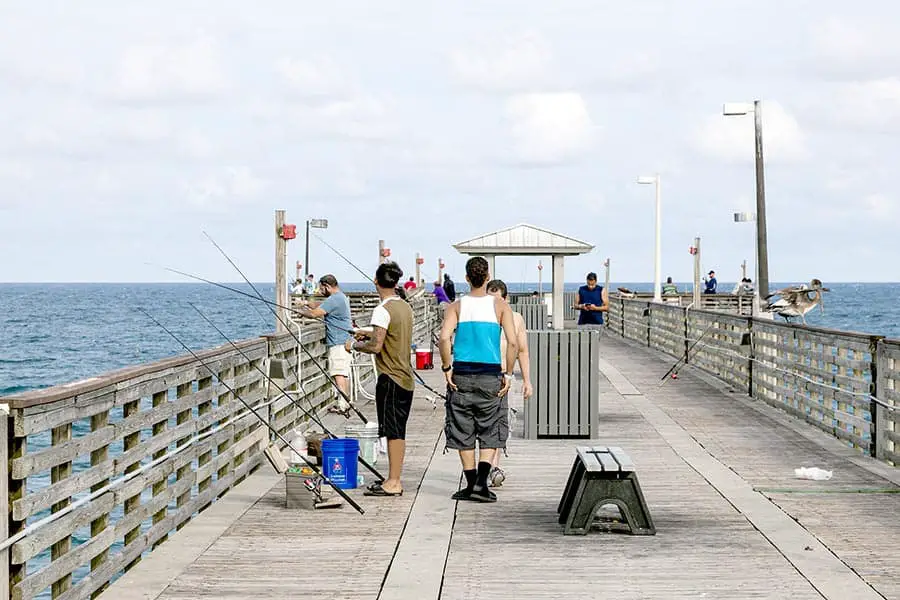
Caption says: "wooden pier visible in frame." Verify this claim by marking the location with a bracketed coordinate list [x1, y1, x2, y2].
[1, 288, 898, 599]
[101, 335, 897, 600]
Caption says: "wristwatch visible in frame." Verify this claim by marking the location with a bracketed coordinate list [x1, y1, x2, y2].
[442, 364, 452, 373]
[502, 372, 514, 380]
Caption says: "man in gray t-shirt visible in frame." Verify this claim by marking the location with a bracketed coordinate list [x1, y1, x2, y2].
[299, 274, 353, 412]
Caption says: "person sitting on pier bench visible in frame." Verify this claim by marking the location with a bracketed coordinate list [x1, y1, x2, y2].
[574, 272, 608, 329]
[704, 270, 717, 294]
[302, 273, 318, 296]
[486, 279, 533, 488]
[662, 277, 678, 296]
[439, 257, 518, 503]
[298, 275, 353, 414]
[347, 261, 414, 497]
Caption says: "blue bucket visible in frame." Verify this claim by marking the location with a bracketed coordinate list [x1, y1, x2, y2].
[321, 438, 360, 489]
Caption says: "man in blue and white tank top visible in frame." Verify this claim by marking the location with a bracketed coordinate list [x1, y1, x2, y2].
[438, 257, 519, 503]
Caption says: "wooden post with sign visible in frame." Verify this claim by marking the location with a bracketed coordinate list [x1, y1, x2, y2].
[437, 258, 444, 283]
[378, 240, 385, 266]
[275, 210, 288, 334]
[415, 253, 423, 287]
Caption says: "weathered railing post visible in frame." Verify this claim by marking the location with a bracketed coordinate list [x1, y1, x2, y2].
[873, 338, 886, 460]
[747, 317, 755, 397]
[646, 302, 651, 347]
[1, 404, 9, 600]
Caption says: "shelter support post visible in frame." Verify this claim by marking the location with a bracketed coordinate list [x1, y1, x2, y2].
[551, 254, 564, 330]
[483, 255, 496, 280]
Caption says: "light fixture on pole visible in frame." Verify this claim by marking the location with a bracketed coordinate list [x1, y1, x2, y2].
[637, 174, 662, 303]
[723, 100, 769, 299]
[305, 218, 328, 278]
[734, 211, 760, 315]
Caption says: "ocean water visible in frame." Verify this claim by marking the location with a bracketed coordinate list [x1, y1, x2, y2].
[2, 281, 899, 396]
[0, 280, 898, 596]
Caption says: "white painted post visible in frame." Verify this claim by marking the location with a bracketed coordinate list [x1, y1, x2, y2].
[551, 254, 565, 330]
[484, 255, 496, 280]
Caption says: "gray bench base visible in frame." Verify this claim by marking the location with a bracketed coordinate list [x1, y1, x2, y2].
[557, 446, 656, 536]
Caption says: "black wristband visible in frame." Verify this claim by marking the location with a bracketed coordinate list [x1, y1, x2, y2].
[442, 364, 452, 373]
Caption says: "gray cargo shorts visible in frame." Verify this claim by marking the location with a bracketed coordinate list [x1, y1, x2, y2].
[444, 372, 507, 451]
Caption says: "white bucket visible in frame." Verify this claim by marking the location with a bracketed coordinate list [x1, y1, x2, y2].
[345, 424, 379, 465]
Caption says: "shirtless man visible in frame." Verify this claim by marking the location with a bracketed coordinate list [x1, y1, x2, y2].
[485, 279, 533, 487]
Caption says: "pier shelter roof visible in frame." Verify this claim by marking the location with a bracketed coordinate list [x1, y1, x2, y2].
[452, 223, 594, 256]
[452, 224, 594, 329]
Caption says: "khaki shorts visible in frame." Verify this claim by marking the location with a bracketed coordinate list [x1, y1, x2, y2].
[328, 344, 351, 377]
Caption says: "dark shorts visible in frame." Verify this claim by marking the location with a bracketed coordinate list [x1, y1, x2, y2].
[376, 374, 414, 440]
[498, 393, 509, 444]
[444, 372, 506, 450]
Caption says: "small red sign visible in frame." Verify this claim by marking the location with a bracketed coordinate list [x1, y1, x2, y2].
[416, 257, 424, 265]
[281, 224, 297, 240]
[381, 248, 391, 257]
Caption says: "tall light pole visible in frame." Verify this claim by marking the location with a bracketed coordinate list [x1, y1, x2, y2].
[304, 218, 328, 278]
[723, 100, 769, 299]
[637, 174, 662, 302]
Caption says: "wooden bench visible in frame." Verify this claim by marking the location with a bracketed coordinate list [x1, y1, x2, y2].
[557, 446, 656, 536]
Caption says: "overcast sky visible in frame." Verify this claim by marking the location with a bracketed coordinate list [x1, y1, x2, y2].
[1, 1, 898, 285]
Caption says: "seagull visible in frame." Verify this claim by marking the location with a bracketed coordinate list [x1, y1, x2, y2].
[763, 279, 830, 324]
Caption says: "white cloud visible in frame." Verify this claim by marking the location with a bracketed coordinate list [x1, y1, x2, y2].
[183, 166, 267, 209]
[809, 18, 900, 72]
[693, 101, 807, 163]
[113, 32, 228, 102]
[504, 92, 594, 164]
[863, 193, 896, 218]
[276, 56, 352, 99]
[831, 78, 900, 130]
[450, 31, 552, 92]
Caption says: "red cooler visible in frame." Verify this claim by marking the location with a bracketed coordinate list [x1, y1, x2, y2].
[415, 349, 434, 370]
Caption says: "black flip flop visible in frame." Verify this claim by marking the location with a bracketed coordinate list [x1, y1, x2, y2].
[364, 482, 403, 497]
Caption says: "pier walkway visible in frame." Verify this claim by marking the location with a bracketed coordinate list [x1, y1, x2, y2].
[108, 335, 900, 600]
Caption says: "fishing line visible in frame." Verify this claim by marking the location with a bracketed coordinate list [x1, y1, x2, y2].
[310, 230, 374, 283]
[148, 262, 359, 336]
[188, 302, 385, 483]
[137, 307, 366, 515]
[200, 231, 370, 424]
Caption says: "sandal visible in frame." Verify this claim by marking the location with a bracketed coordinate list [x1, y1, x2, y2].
[364, 482, 403, 497]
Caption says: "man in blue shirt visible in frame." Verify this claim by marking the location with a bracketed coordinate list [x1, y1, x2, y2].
[704, 270, 718, 294]
[575, 272, 608, 328]
[299, 274, 353, 413]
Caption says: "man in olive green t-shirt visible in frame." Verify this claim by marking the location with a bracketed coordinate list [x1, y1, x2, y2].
[347, 261, 414, 497]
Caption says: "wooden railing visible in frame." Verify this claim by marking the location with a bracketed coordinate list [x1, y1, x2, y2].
[0, 292, 436, 600]
[616, 291, 754, 315]
[608, 297, 899, 467]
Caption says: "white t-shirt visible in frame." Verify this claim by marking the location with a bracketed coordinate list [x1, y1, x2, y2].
[370, 296, 401, 330]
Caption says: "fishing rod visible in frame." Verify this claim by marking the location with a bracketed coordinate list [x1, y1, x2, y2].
[310, 230, 374, 283]
[201, 232, 370, 424]
[658, 320, 718, 385]
[188, 302, 385, 483]
[137, 307, 365, 515]
[149, 263, 359, 336]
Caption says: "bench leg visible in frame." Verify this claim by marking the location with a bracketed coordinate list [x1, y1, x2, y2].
[557, 457, 585, 522]
[563, 476, 656, 536]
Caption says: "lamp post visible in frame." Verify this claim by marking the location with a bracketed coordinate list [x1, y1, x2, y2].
[723, 100, 769, 299]
[637, 174, 662, 303]
[734, 211, 760, 315]
[304, 218, 328, 278]
[538, 260, 543, 295]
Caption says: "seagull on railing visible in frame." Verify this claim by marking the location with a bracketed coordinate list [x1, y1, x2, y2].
[763, 279, 830, 324]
